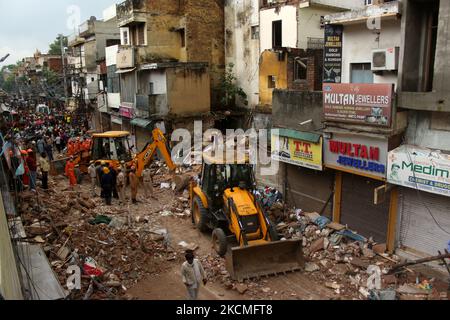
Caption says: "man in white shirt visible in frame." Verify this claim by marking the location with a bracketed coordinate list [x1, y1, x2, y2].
[181, 251, 207, 300]
[87, 161, 97, 197]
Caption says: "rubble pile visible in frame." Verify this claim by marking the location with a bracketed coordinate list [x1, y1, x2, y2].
[15, 163, 195, 300]
[270, 205, 449, 300]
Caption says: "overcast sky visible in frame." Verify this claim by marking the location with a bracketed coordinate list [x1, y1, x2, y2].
[0, 0, 119, 66]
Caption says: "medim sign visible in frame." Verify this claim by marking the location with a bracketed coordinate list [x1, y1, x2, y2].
[387, 145, 450, 197]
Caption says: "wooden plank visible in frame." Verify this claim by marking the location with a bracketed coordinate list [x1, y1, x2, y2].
[387, 187, 399, 254]
[333, 171, 342, 223]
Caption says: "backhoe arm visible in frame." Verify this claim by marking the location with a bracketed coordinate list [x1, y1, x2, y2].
[134, 128, 176, 177]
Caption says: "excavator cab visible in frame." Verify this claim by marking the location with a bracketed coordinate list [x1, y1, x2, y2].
[91, 131, 133, 164]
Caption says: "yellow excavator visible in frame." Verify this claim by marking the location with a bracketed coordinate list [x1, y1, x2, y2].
[62, 128, 176, 177]
[190, 152, 304, 281]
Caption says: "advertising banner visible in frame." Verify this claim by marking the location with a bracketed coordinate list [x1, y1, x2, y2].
[388, 145, 450, 197]
[272, 133, 323, 171]
[323, 83, 394, 127]
[323, 24, 343, 84]
[324, 133, 388, 179]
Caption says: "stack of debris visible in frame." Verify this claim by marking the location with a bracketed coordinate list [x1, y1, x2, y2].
[14, 165, 191, 300]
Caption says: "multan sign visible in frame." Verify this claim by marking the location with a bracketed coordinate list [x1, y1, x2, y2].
[323, 83, 394, 127]
[323, 24, 343, 84]
[324, 133, 388, 179]
[388, 145, 450, 197]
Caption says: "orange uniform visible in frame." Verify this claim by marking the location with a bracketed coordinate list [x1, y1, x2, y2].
[65, 160, 77, 186]
[67, 142, 74, 156]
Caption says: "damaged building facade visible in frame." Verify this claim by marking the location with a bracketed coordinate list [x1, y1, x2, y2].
[112, 0, 224, 149]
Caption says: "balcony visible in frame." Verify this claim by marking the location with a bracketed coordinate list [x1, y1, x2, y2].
[79, 20, 96, 38]
[116, 0, 147, 27]
[325, 1, 401, 25]
[68, 35, 85, 48]
[299, 0, 365, 10]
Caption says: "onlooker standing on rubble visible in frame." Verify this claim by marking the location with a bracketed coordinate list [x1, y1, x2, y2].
[129, 166, 139, 204]
[88, 161, 97, 197]
[109, 163, 119, 200]
[142, 166, 155, 199]
[181, 250, 207, 300]
[116, 167, 126, 204]
[101, 167, 113, 206]
[26, 149, 37, 192]
[38, 153, 50, 190]
[55, 134, 62, 154]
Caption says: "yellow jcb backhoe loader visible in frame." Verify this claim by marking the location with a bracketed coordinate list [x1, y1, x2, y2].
[190, 153, 304, 281]
[56, 128, 176, 177]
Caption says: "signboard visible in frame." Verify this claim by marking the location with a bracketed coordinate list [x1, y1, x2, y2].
[388, 145, 450, 197]
[116, 47, 134, 69]
[119, 104, 134, 119]
[271, 133, 323, 171]
[323, 83, 394, 127]
[323, 24, 343, 83]
[324, 133, 388, 179]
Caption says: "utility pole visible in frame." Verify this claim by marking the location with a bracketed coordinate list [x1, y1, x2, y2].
[59, 35, 68, 98]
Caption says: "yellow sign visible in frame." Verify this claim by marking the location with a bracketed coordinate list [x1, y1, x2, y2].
[271, 134, 323, 171]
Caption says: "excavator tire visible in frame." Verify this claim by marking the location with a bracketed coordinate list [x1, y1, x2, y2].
[193, 196, 209, 233]
[212, 228, 228, 257]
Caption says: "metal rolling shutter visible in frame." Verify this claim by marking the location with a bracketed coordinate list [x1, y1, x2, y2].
[399, 188, 450, 256]
[341, 173, 390, 243]
[285, 165, 334, 219]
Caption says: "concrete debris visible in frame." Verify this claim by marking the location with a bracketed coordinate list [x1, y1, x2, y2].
[235, 284, 248, 294]
[304, 262, 320, 273]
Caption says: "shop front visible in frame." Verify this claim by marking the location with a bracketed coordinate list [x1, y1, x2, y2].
[325, 132, 399, 247]
[271, 129, 334, 217]
[119, 104, 136, 153]
[387, 145, 450, 256]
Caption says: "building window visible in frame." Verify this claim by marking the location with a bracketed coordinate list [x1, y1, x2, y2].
[251, 26, 260, 40]
[272, 20, 282, 48]
[179, 28, 186, 48]
[294, 58, 307, 81]
[122, 29, 129, 45]
[351, 63, 374, 83]
[365, 0, 373, 5]
[268, 75, 276, 89]
[149, 82, 154, 95]
[137, 23, 146, 45]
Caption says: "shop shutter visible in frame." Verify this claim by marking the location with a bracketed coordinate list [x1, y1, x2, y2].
[285, 165, 334, 219]
[341, 173, 390, 243]
[398, 188, 450, 256]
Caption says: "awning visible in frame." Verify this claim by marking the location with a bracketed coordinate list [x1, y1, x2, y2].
[273, 128, 321, 144]
[111, 118, 123, 125]
[115, 67, 136, 74]
[131, 118, 152, 129]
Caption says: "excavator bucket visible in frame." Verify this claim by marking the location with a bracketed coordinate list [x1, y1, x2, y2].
[225, 239, 304, 281]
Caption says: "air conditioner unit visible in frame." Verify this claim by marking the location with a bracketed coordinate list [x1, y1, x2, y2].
[371, 47, 399, 71]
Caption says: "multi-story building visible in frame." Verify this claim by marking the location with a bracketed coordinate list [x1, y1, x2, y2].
[114, 0, 224, 148]
[67, 13, 120, 104]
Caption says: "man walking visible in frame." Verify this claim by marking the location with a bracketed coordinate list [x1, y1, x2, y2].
[88, 161, 97, 197]
[142, 167, 156, 199]
[116, 167, 126, 204]
[181, 250, 207, 300]
[129, 166, 139, 204]
[109, 163, 119, 200]
[38, 153, 50, 190]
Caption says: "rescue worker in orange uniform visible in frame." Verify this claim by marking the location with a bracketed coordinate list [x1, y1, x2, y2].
[67, 140, 75, 156]
[73, 138, 81, 155]
[65, 156, 77, 189]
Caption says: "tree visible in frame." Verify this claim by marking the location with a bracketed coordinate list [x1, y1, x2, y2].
[217, 63, 248, 109]
[48, 35, 68, 56]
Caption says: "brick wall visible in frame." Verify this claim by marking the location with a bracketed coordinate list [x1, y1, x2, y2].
[286, 48, 323, 92]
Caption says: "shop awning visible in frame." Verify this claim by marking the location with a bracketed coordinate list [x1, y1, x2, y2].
[115, 67, 136, 74]
[111, 118, 123, 125]
[131, 118, 152, 129]
[273, 128, 321, 144]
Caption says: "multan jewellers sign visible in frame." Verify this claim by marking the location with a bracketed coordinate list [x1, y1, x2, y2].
[324, 133, 388, 179]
